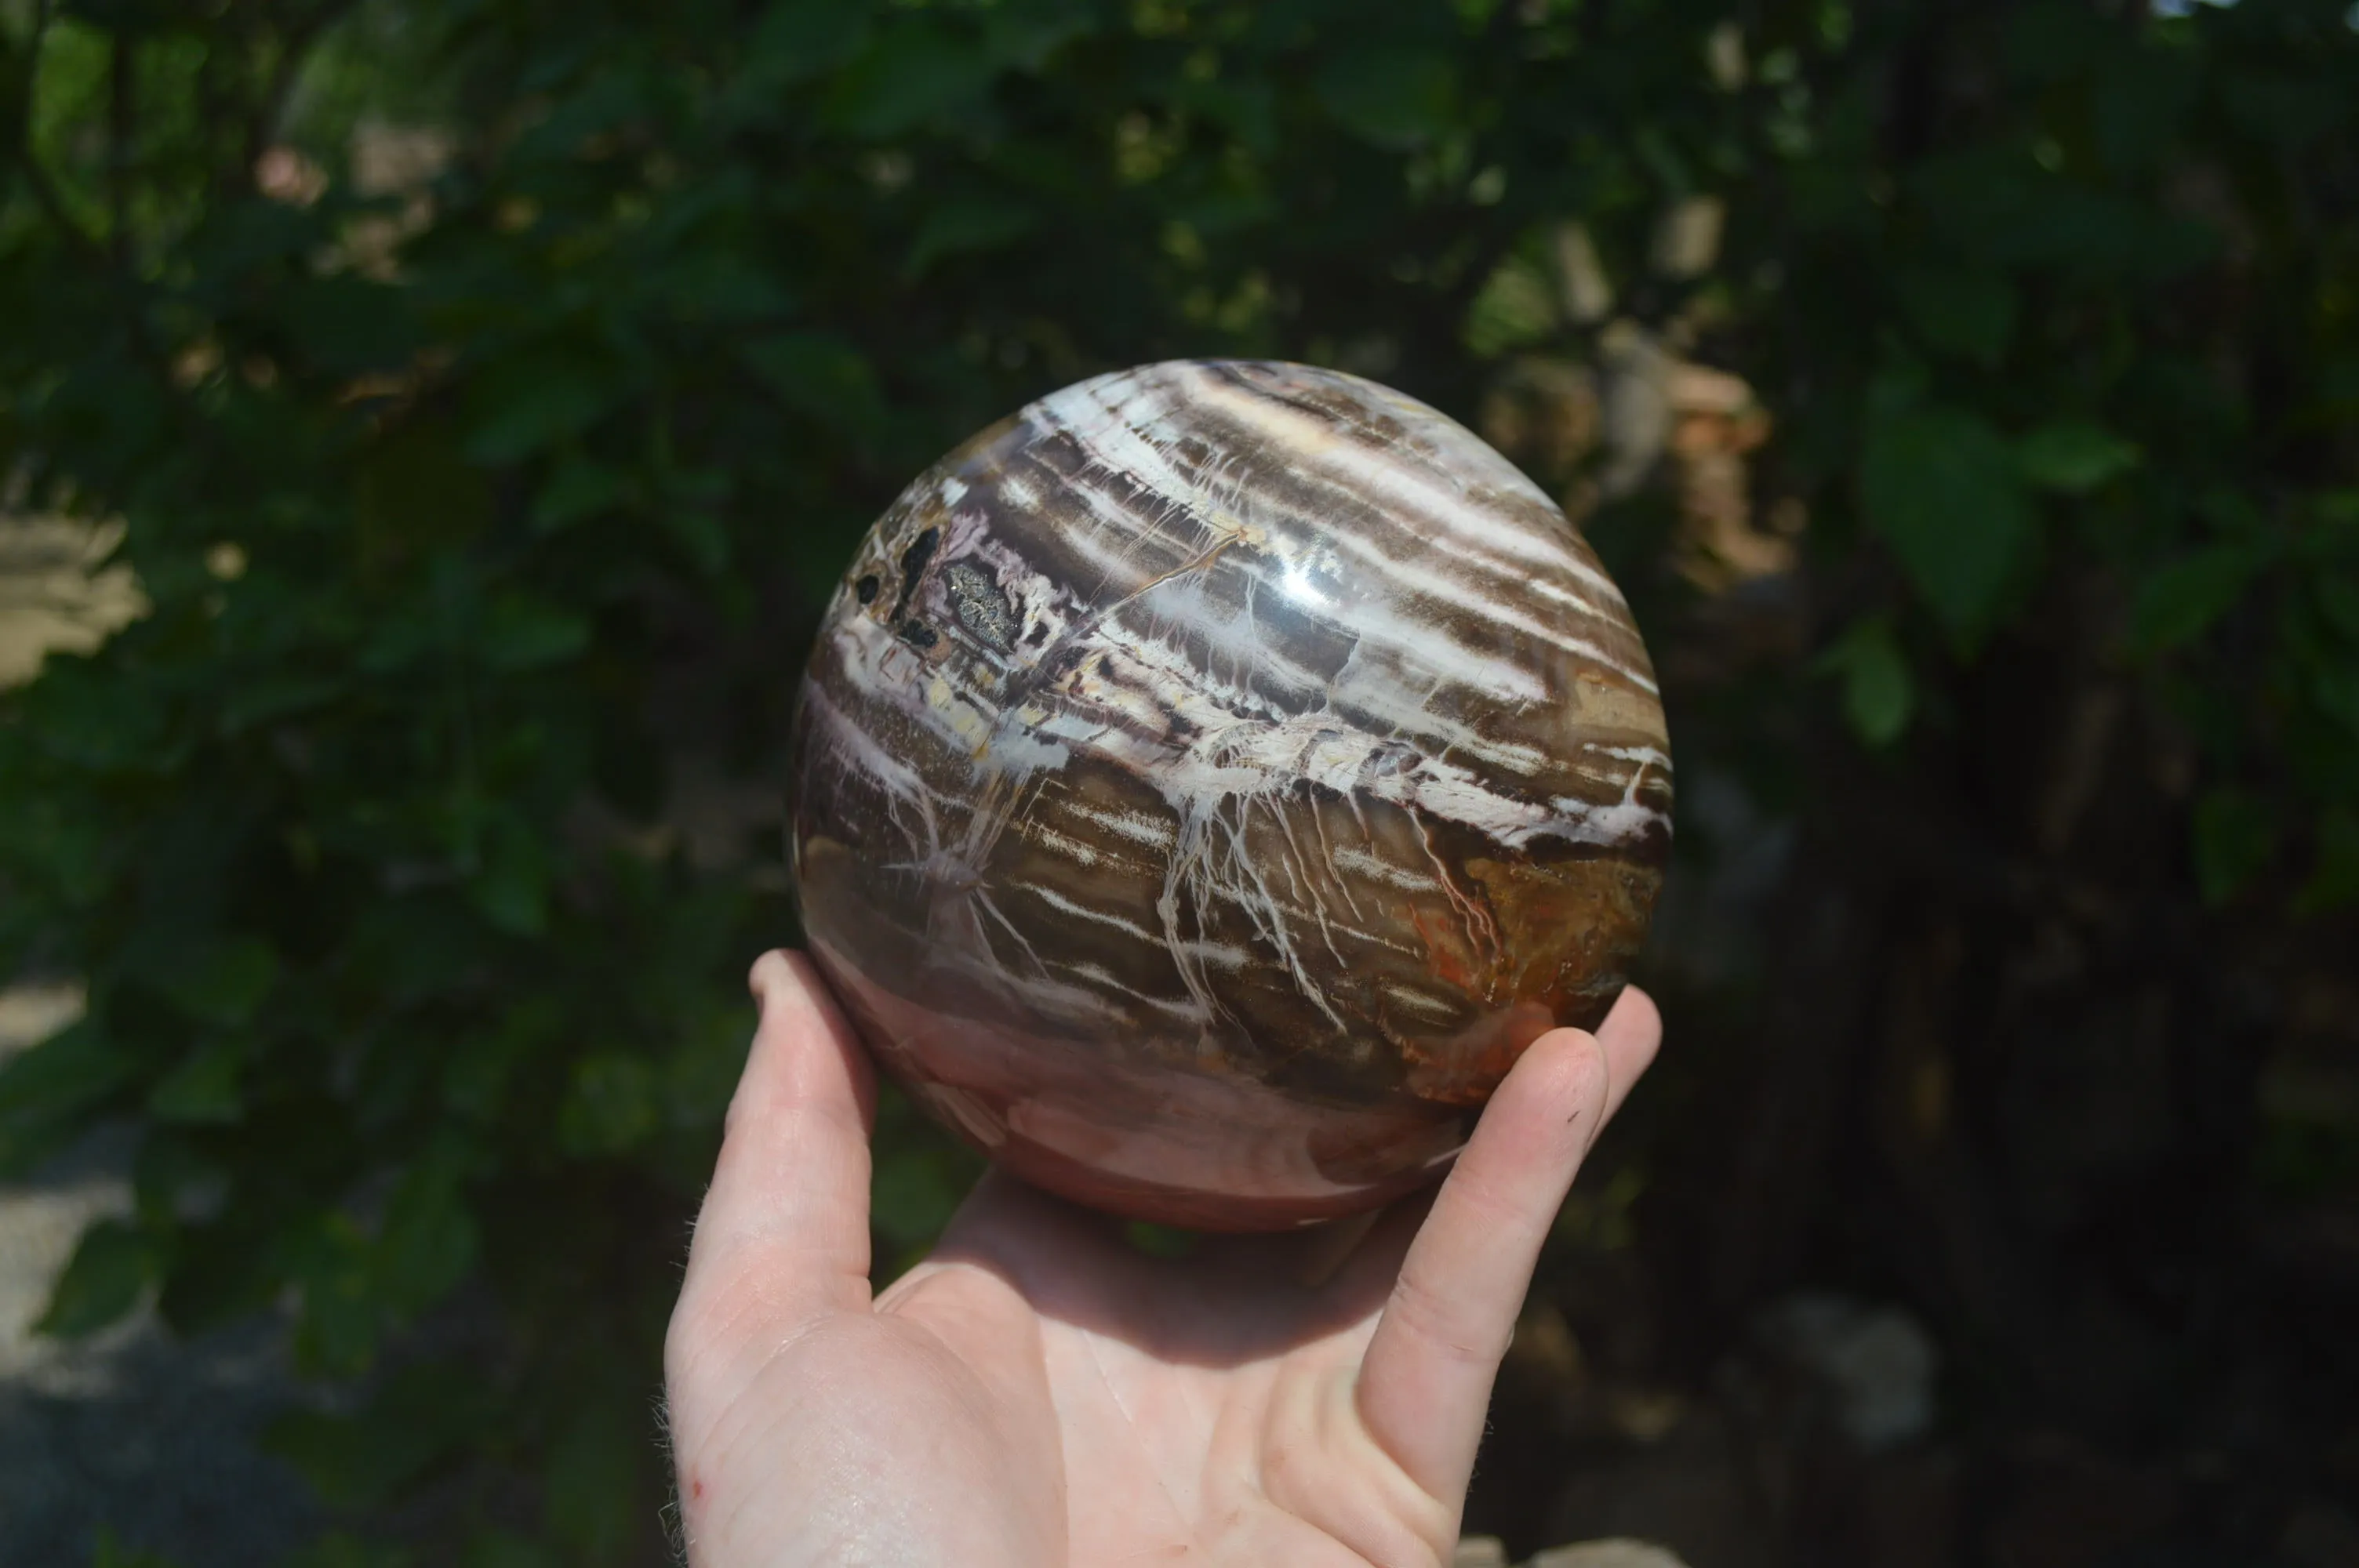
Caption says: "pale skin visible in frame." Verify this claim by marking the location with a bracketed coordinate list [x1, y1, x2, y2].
[665, 950, 1663, 1568]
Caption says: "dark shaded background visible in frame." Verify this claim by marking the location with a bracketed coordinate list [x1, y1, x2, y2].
[1, 1, 2355, 1564]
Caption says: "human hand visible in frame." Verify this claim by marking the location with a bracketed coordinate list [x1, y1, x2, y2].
[665, 949, 1661, 1568]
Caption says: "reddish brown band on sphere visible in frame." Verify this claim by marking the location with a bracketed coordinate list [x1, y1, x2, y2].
[787, 361, 1671, 1229]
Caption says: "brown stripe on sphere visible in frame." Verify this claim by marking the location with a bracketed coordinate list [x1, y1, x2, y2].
[787, 359, 1672, 1228]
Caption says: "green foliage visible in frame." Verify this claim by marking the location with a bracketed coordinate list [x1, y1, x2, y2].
[1817, 615, 1914, 750]
[1859, 397, 2039, 648]
[0, 0, 2353, 1562]
[36, 1216, 158, 1337]
[89, 1530, 182, 1568]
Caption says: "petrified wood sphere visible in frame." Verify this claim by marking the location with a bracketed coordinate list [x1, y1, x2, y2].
[787, 361, 1671, 1230]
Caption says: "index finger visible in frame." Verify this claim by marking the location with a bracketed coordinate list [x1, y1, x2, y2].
[1354, 985, 1662, 1505]
[669, 951, 878, 1368]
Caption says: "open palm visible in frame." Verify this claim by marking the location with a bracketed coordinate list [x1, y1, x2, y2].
[665, 951, 1660, 1568]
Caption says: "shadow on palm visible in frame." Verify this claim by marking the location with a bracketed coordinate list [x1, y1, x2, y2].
[925, 1167, 1440, 1370]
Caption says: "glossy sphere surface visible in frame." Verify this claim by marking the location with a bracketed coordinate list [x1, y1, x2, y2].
[787, 361, 1671, 1229]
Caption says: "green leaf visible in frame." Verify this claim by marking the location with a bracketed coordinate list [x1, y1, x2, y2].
[740, 332, 884, 440]
[1859, 403, 2037, 645]
[278, 278, 420, 377]
[220, 673, 343, 735]
[906, 198, 1038, 280]
[354, 423, 496, 570]
[275, 1537, 413, 1568]
[288, 1213, 383, 1377]
[36, 1218, 158, 1338]
[2314, 661, 2359, 736]
[464, 1530, 555, 1568]
[2295, 810, 2359, 915]
[89, 1528, 180, 1568]
[2092, 46, 2200, 176]
[375, 1146, 480, 1320]
[2129, 546, 2262, 652]
[823, 25, 998, 138]
[443, 998, 563, 1122]
[1816, 616, 1915, 746]
[543, 1399, 641, 1563]
[2191, 788, 2276, 906]
[463, 353, 627, 464]
[1894, 267, 2016, 368]
[556, 1051, 660, 1156]
[2315, 575, 2359, 644]
[0, 1018, 130, 1171]
[147, 1042, 245, 1125]
[743, 0, 873, 87]
[267, 1363, 490, 1512]
[532, 458, 631, 534]
[470, 816, 549, 936]
[481, 593, 590, 673]
[2016, 421, 2141, 493]
[665, 509, 732, 576]
[1314, 48, 1459, 149]
[983, 2, 1096, 72]
[152, 936, 279, 1027]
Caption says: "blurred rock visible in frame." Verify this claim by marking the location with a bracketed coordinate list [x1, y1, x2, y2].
[1454, 1535, 1510, 1568]
[1753, 1294, 1939, 1450]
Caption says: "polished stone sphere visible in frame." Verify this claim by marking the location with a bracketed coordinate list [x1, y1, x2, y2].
[787, 361, 1671, 1229]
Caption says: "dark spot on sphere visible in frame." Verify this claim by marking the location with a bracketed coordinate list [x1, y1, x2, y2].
[889, 527, 940, 622]
[943, 561, 1017, 651]
[897, 620, 940, 650]
[854, 573, 879, 604]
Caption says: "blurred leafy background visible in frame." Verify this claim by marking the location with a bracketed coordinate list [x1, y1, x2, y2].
[0, 0, 2354, 1563]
